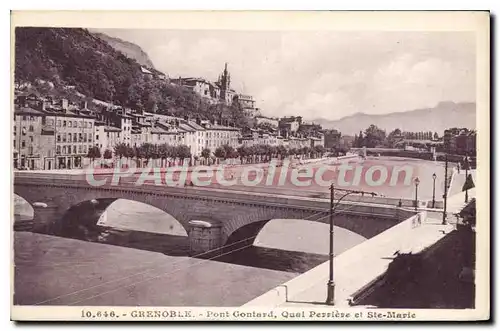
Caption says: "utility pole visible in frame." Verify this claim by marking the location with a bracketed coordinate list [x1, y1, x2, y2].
[464, 155, 469, 203]
[442, 153, 448, 225]
[326, 184, 335, 305]
[325, 184, 379, 306]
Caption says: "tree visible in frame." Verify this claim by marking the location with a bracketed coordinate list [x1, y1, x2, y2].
[113, 143, 128, 159]
[201, 148, 211, 165]
[103, 149, 113, 159]
[237, 146, 249, 164]
[222, 144, 235, 160]
[313, 145, 325, 157]
[87, 146, 101, 162]
[433, 132, 439, 140]
[364, 124, 386, 148]
[214, 146, 226, 160]
[176, 145, 191, 165]
[387, 128, 402, 148]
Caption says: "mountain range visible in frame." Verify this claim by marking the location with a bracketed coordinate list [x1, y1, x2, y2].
[313, 101, 476, 135]
[92, 32, 156, 69]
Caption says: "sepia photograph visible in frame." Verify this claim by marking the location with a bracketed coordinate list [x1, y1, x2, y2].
[9, 10, 490, 321]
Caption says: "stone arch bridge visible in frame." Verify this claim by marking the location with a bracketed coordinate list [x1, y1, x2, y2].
[13, 173, 416, 256]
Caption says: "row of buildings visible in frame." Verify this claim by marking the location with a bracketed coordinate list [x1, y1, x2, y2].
[170, 63, 261, 117]
[443, 128, 477, 155]
[13, 93, 326, 170]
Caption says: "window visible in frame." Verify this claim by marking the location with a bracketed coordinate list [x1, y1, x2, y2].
[57, 120, 61, 127]
[73, 121, 77, 127]
[63, 121, 67, 127]
[68, 134, 72, 143]
[89, 122, 92, 128]
[79, 121, 83, 128]
[22, 116, 26, 121]
[79, 133, 83, 142]
[30, 116, 35, 121]
[73, 133, 77, 142]
[57, 134, 61, 142]
[21, 140, 25, 148]
[68, 121, 72, 128]
[84, 133, 87, 142]
[29, 136, 33, 143]
[96, 135, 99, 140]
[78, 145, 82, 154]
[22, 127, 26, 136]
[13, 140, 15, 148]
[73, 145, 77, 154]
[28, 146, 33, 155]
[84, 122, 87, 128]
[62, 146, 66, 154]
[56, 146, 60, 154]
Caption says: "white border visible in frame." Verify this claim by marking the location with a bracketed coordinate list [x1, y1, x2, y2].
[2, 2, 496, 329]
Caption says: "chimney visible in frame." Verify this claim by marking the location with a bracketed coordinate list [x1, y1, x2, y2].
[184, 115, 189, 121]
[17, 96, 27, 107]
[61, 98, 69, 111]
[196, 117, 201, 125]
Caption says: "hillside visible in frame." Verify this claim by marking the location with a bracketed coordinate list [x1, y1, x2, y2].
[13, 27, 249, 127]
[93, 32, 156, 69]
[315, 101, 476, 135]
[15, 27, 146, 105]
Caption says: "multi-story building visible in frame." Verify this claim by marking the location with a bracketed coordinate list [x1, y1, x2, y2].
[94, 124, 122, 153]
[202, 120, 241, 150]
[13, 106, 54, 170]
[50, 112, 95, 169]
[323, 129, 342, 149]
[279, 116, 302, 137]
[255, 116, 279, 128]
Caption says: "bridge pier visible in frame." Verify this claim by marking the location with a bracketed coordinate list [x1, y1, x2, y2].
[14, 203, 59, 232]
[188, 220, 223, 258]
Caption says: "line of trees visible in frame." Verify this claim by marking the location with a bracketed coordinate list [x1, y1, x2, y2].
[87, 142, 192, 167]
[86, 142, 327, 167]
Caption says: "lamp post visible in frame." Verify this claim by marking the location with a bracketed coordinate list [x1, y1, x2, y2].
[464, 155, 469, 203]
[414, 177, 420, 211]
[326, 184, 335, 305]
[443, 153, 448, 225]
[325, 185, 378, 306]
[432, 173, 437, 208]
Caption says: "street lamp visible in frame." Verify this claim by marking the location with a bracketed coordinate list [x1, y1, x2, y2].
[432, 173, 437, 208]
[414, 177, 420, 211]
[464, 155, 469, 203]
[325, 184, 377, 306]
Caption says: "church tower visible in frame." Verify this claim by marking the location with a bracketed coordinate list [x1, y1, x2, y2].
[218, 62, 232, 105]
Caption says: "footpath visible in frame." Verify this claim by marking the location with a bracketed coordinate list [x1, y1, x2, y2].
[244, 188, 476, 308]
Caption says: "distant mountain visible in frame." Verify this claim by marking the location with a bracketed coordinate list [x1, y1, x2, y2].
[93, 32, 156, 69]
[314, 102, 476, 135]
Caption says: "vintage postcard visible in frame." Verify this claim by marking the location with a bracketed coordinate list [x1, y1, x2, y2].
[10, 10, 490, 321]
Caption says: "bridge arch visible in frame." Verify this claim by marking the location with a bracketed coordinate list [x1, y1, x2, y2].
[221, 209, 400, 252]
[53, 198, 189, 241]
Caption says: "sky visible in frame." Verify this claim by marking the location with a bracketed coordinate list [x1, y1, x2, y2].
[95, 29, 476, 121]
